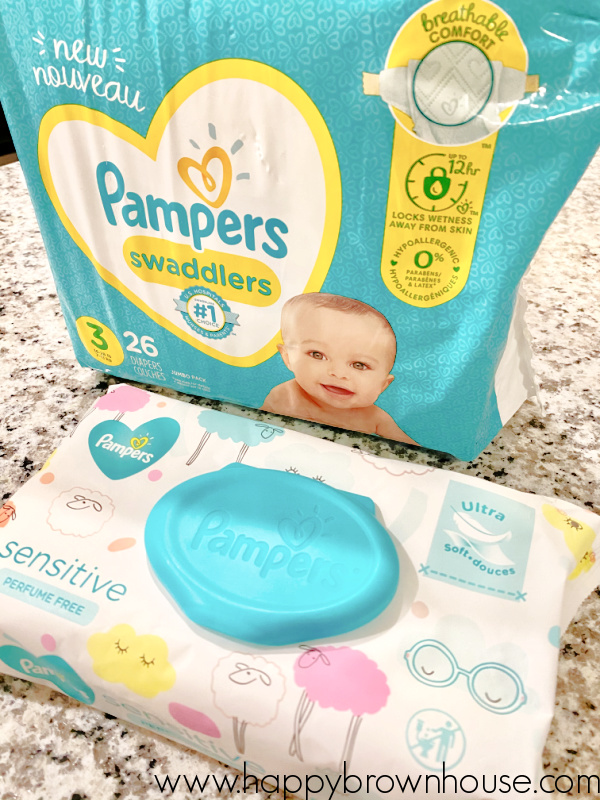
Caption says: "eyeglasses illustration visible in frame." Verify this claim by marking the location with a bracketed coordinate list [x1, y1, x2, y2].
[404, 639, 527, 715]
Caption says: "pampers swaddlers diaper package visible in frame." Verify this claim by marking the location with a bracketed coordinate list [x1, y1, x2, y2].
[0, 0, 599, 459]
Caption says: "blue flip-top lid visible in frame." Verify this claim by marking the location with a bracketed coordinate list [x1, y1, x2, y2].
[145, 464, 400, 646]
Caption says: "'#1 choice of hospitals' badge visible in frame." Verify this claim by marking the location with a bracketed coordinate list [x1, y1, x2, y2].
[174, 286, 239, 340]
[363, 0, 539, 308]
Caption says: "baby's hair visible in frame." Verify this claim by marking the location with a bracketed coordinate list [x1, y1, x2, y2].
[281, 292, 397, 360]
[283, 292, 392, 327]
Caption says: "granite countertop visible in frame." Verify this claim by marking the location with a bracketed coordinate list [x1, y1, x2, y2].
[0, 154, 599, 799]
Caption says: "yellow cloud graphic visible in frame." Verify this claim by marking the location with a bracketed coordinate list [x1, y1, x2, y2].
[87, 624, 176, 698]
[542, 504, 597, 581]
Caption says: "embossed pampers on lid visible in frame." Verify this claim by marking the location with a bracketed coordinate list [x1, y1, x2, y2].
[144, 464, 400, 645]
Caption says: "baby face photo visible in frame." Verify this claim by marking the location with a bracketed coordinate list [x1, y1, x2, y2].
[279, 300, 395, 410]
[261, 293, 416, 444]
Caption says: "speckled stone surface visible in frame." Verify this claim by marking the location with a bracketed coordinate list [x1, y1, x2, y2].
[0, 153, 599, 798]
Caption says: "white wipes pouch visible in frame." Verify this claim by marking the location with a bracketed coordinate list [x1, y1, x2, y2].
[0, 385, 598, 799]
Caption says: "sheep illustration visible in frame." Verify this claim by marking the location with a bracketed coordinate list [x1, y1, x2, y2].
[289, 645, 390, 773]
[354, 451, 434, 477]
[211, 653, 286, 754]
[264, 444, 355, 489]
[187, 409, 284, 465]
[97, 384, 151, 421]
[71, 385, 151, 434]
[0, 501, 16, 528]
[47, 488, 115, 538]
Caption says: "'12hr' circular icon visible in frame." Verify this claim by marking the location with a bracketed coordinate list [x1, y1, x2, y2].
[406, 153, 469, 212]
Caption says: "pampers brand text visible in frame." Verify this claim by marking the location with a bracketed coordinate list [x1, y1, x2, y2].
[96, 162, 289, 257]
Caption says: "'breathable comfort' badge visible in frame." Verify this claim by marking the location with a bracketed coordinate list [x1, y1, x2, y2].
[362, 0, 538, 308]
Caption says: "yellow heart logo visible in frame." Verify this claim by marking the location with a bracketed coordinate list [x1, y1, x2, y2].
[131, 436, 149, 449]
[177, 146, 232, 208]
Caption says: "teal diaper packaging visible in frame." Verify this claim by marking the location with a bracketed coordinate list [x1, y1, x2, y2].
[1, 385, 599, 798]
[0, 0, 599, 459]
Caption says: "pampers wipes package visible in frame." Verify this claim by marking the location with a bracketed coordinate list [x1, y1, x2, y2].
[1, 0, 599, 459]
[1, 385, 600, 799]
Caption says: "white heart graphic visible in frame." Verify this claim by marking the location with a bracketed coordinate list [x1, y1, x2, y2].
[40, 61, 341, 365]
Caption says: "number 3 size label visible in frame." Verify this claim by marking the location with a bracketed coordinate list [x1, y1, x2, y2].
[76, 316, 125, 366]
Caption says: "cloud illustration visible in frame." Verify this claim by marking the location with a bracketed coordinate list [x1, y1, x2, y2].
[87, 623, 176, 698]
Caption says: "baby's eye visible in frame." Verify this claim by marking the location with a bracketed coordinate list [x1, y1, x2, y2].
[351, 361, 369, 370]
[308, 351, 325, 360]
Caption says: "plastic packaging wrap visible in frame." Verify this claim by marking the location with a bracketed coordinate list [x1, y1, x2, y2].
[0, 0, 598, 459]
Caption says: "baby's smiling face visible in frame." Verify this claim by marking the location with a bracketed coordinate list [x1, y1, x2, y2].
[279, 306, 396, 410]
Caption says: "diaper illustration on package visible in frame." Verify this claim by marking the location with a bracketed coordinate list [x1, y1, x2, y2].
[364, 2, 536, 147]
[1, 0, 599, 460]
[365, 0, 537, 309]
